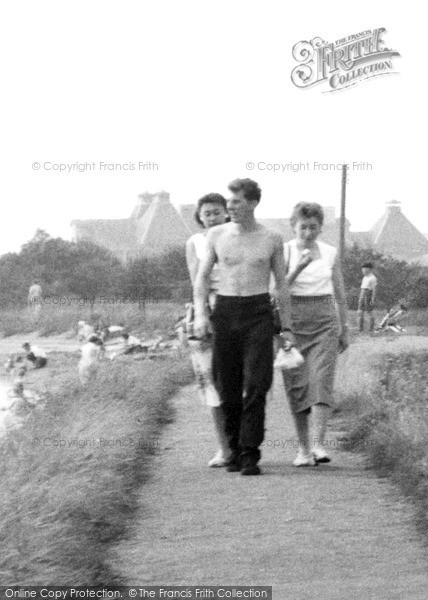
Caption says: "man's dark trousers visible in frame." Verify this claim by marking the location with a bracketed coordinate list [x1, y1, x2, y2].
[211, 293, 274, 465]
[358, 288, 374, 331]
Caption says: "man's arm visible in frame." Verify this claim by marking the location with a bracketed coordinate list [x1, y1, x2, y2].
[193, 229, 217, 338]
[332, 255, 349, 352]
[270, 234, 294, 341]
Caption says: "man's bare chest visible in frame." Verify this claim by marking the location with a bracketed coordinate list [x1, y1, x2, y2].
[217, 235, 273, 267]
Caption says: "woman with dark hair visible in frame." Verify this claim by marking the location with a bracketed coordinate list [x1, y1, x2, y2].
[281, 202, 349, 466]
[185, 193, 231, 467]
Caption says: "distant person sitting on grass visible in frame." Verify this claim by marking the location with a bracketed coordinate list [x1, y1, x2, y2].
[100, 325, 126, 343]
[77, 320, 95, 342]
[3, 355, 33, 414]
[22, 343, 48, 368]
[121, 332, 144, 355]
[375, 303, 408, 333]
[357, 262, 377, 332]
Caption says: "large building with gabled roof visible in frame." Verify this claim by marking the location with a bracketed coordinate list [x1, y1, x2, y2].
[72, 193, 428, 264]
[351, 200, 428, 261]
[178, 204, 355, 248]
[71, 191, 193, 262]
[179, 199, 428, 262]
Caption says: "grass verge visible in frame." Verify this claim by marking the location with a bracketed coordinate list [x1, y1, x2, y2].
[0, 352, 193, 585]
[337, 350, 428, 538]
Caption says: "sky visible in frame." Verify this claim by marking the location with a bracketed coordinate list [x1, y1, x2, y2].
[1, 0, 426, 255]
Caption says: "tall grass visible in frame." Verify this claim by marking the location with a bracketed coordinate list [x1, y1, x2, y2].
[336, 349, 428, 536]
[0, 352, 193, 585]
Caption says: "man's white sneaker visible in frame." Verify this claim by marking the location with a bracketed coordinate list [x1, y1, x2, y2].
[208, 450, 228, 468]
[312, 447, 331, 464]
[292, 449, 316, 467]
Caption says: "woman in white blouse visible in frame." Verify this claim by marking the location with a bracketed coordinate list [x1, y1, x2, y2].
[186, 193, 230, 467]
[282, 202, 349, 466]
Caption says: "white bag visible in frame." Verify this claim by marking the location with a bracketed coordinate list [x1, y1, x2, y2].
[274, 347, 304, 370]
[188, 339, 221, 407]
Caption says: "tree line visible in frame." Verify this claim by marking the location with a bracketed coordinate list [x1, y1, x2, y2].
[0, 229, 192, 308]
[342, 245, 428, 309]
[0, 229, 426, 309]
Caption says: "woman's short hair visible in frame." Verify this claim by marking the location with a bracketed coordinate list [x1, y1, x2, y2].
[290, 202, 324, 227]
[194, 193, 227, 227]
[227, 178, 261, 203]
[362, 262, 374, 269]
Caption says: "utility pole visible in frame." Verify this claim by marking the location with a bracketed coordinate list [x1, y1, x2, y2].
[339, 164, 348, 266]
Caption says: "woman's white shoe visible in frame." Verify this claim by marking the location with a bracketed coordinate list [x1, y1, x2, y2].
[312, 447, 331, 463]
[292, 449, 316, 467]
[208, 450, 228, 467]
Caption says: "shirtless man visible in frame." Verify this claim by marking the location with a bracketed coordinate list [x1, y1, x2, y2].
[194, 178, 294, 476]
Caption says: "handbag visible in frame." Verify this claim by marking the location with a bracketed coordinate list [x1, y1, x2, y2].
[274, 346, 304, 370]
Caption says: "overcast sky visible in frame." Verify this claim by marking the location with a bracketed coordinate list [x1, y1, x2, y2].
[1, 0, 425, 255]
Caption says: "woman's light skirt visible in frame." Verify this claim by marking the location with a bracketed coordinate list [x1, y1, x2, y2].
[282, 296, 339, 413]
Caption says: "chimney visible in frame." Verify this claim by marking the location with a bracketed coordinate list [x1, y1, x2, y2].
[137, 192, 153, 205]
[131, 192, 153, 219]
[154, 191, 170, 203]
[386, 199, 401, 214]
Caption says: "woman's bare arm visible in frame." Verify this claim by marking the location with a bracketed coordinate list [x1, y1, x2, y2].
[185, 238, 199, 285]
[285, 245, 313, 286]
[193, 231, 217, 338]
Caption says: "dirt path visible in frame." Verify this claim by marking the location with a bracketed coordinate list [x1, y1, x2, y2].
[1, 332, 427, 596]
[112, 337, 428, 599]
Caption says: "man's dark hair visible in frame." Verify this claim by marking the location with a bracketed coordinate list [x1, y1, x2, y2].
[228, 179, 262, 203]
[362, 262, 374, 269]
[194, 193, 228, 227]
[290, 202, 324, 227]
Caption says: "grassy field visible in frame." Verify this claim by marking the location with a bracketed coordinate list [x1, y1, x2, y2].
[0, 301, 186, 339]
[1, 301, 426, 339]
[0, 351, 193, 585]
[333, 333, 428, 537]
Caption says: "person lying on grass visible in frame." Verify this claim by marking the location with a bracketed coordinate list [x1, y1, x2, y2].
[22, 342, 48, 369]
